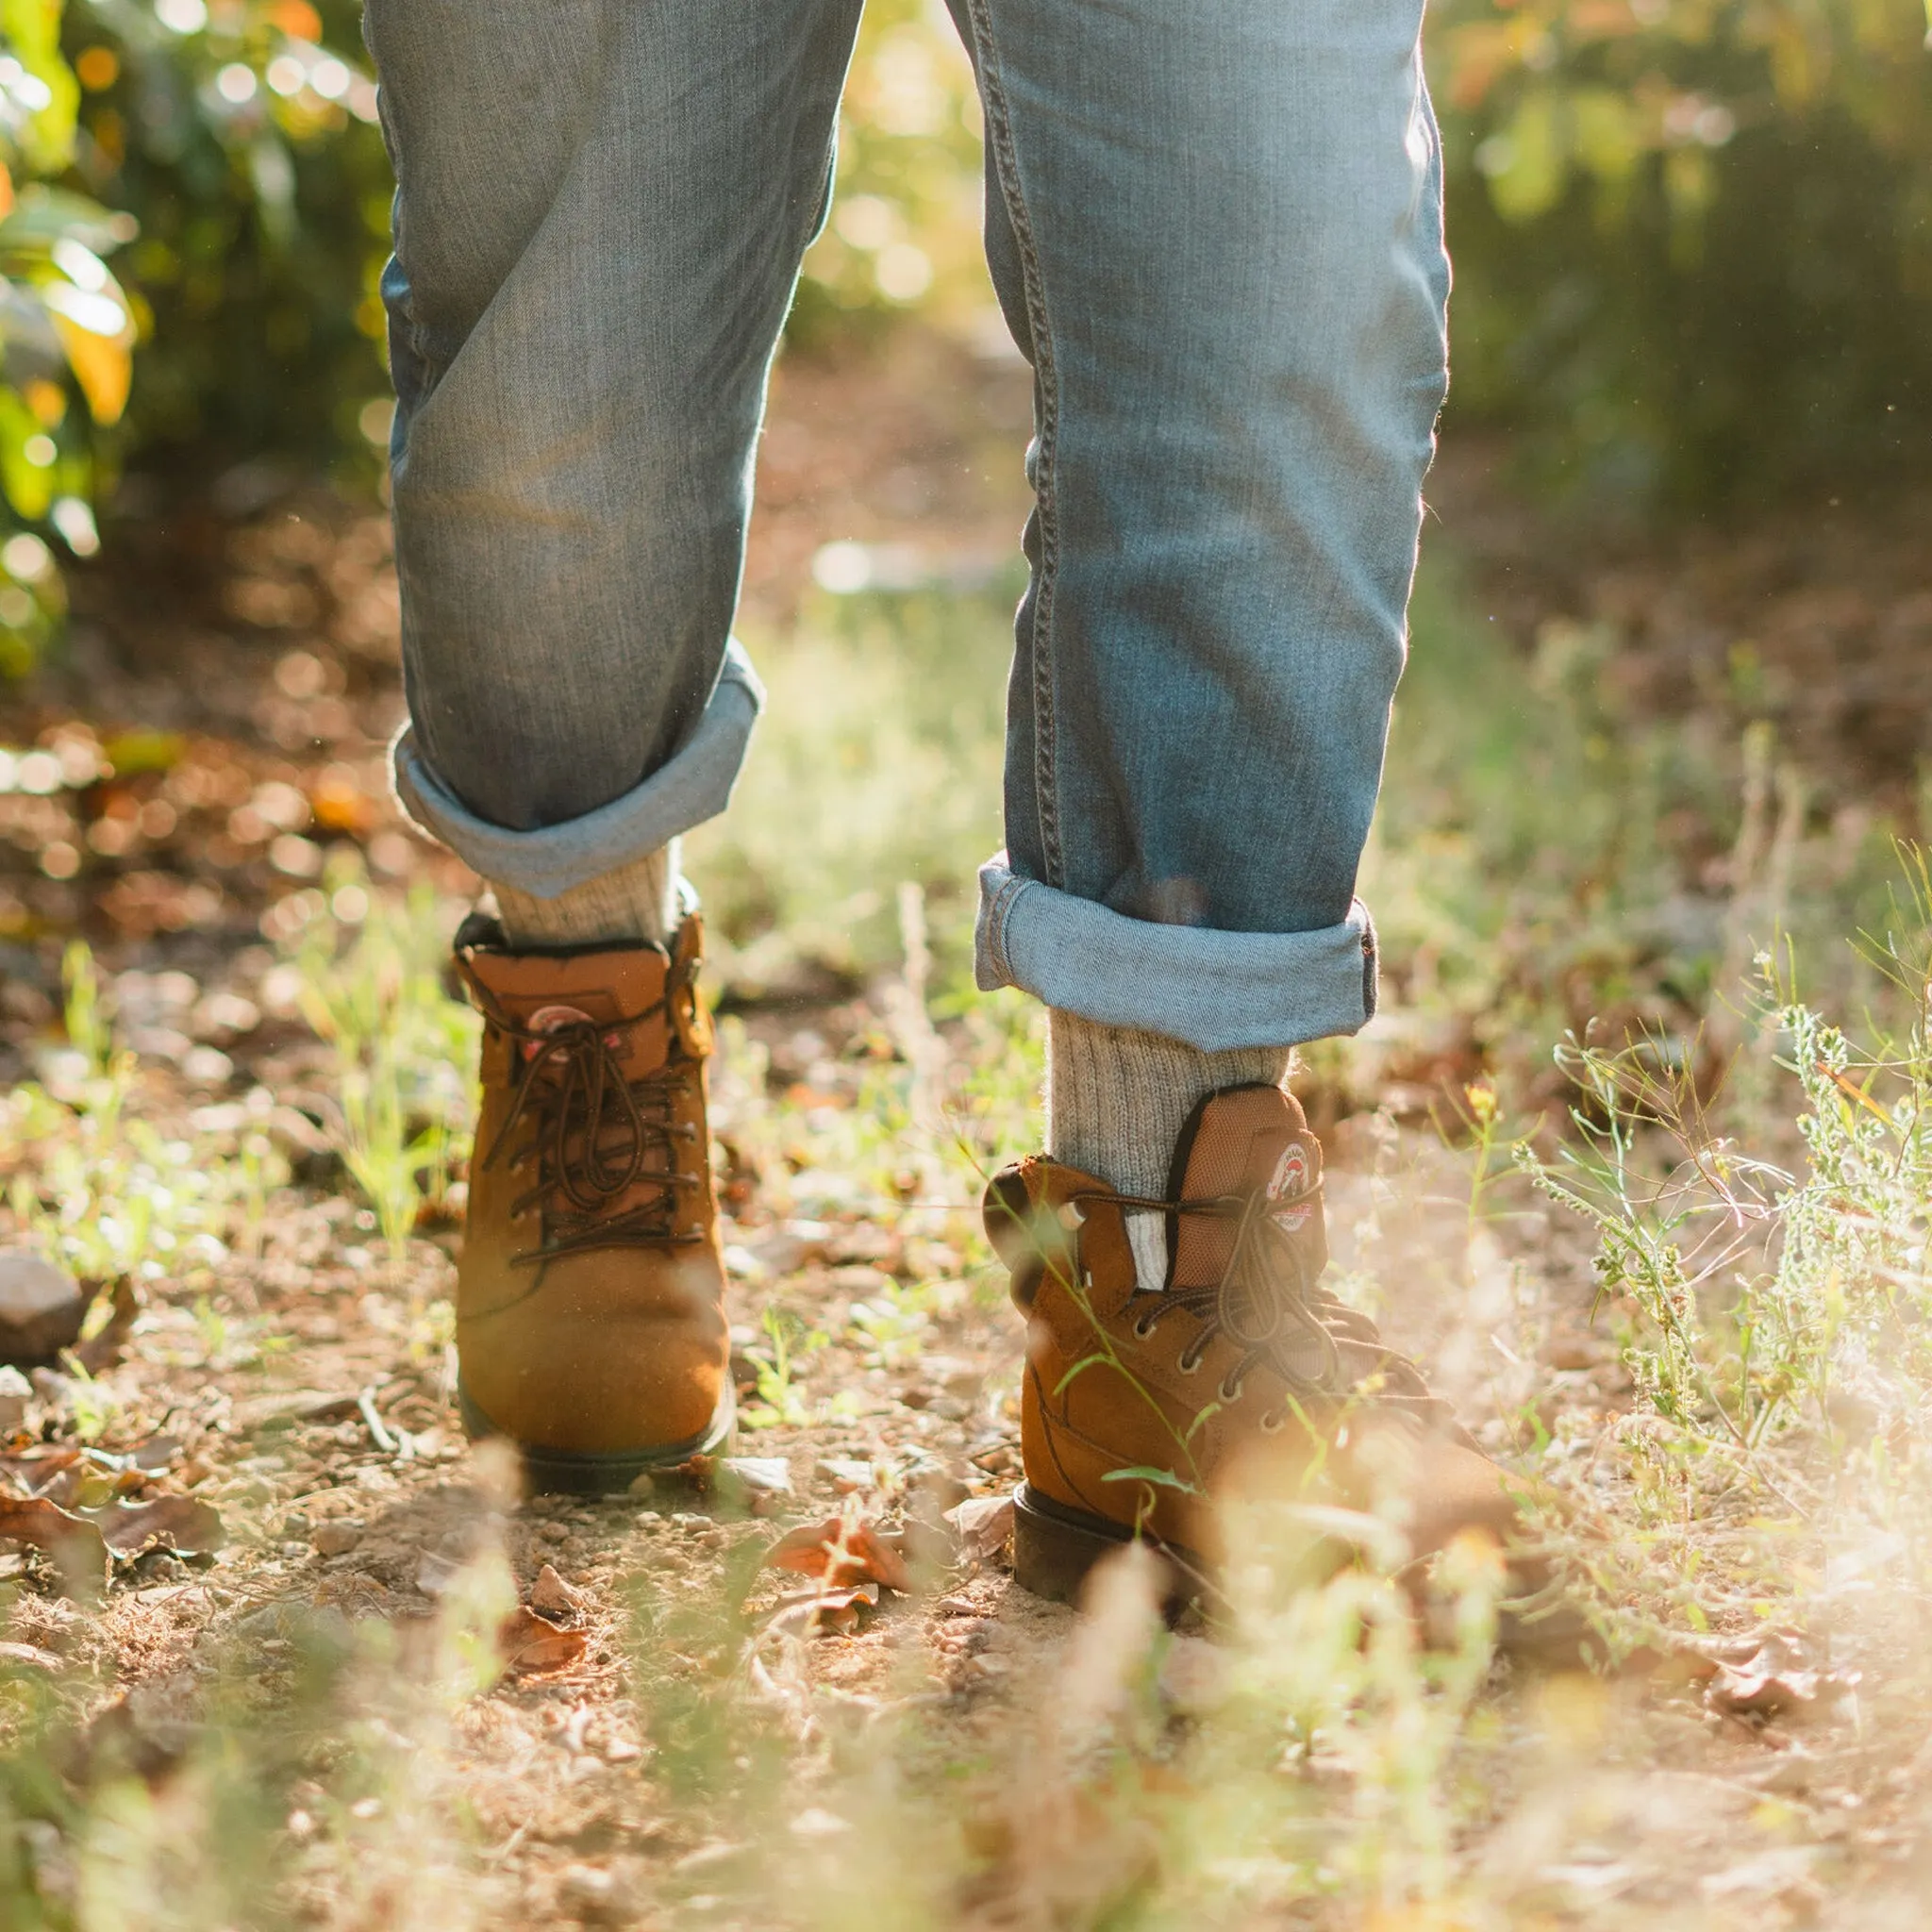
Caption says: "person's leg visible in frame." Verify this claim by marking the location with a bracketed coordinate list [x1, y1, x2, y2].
[949, 0, 1446, 1275]
[950, 3, 1527, 1606]
[361, 0, 864, 1486]
[365, 0, 864, 915]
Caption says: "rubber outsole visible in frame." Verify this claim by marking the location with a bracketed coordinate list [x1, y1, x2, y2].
[458, 1383, 736, 1497]
[1011, 1482, 1214, 1614]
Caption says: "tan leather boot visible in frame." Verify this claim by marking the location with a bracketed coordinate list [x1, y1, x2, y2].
[451, 911, 732, 1492]
[985, 1083, 1526, 1607]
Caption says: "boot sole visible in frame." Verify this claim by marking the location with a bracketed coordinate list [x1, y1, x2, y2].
[458, 1383, 736, 1497]
[1012, 1482, 1216, 1615]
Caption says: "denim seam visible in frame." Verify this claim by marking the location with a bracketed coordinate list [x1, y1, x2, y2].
[963, 0, 1065, 889]
[374, 80, 431, 410]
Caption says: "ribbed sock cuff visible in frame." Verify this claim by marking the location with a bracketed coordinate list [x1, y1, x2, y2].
[1045, 1009, 1291, 1291]
[491, 840, 681, 949]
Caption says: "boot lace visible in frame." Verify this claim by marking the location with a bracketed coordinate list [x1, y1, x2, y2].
[477, 992, 702, 1265]
[1079, 1175, 1457, 1436]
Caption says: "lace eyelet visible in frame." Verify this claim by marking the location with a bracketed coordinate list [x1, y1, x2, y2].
[1219, 1375, 1243, 1403]
[1176, 1350, 1202, 1375]
[1132, 1314, 1157, 1341]
[1259, 1410, 1285, 1434]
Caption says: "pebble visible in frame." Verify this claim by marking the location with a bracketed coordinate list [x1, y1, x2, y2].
[0, 1364, 30, 1433]
[0, 1251, 84, 1363]
[529, 1562, 580, 1618]
[311, 1521, 363, 1557]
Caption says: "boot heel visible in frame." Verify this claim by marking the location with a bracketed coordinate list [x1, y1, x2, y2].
[458, 1382, 735, 1497]
[1012, 1483, 1129, 1604]
[1011, 1482, 1212, 1616]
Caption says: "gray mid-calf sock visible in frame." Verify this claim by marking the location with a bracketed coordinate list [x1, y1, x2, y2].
[491, 840, 681, 950]
[1046, 1008, 1291, 1291]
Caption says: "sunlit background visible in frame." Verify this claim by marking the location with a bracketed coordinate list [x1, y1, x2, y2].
[0, 2, 1924, 1926]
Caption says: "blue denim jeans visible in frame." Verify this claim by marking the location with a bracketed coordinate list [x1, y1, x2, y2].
[367, 0, 1448, 1054]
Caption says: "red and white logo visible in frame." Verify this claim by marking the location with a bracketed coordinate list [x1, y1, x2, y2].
[1266, 1141, 1313, 1233]
[520, 1004, 622, 1059]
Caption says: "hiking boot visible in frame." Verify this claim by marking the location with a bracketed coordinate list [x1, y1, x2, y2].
[984, 1083, 1526, 1608]
[451, 911, 732, 1492]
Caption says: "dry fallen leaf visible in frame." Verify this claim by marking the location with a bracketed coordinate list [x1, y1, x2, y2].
[0, 1493, 108, 1565]
[499, 1606, 589, 1676]
[1704, 1630, 1857, 1723]
[944, 1493, 1014, 1568]
[764, 1515, 911, 1592]
[98, 1495, 227, 1557]
[768, 1581, 881, 1637]
[0, 1448, 90, 1507]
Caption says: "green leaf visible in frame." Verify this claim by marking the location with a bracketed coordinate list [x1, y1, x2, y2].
[1053, 1352, 1108, 1398]
[1099, 1465, 1198, 1495]
[0, 187, 131, 258]
[0, 0, 78, 175]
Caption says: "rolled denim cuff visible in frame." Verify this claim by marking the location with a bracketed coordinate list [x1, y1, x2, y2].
[974, 853, 1377, 1053]
[391, 640, 764, 897]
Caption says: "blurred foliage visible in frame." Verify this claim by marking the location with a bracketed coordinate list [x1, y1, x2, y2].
[0, 0, 1925, 670]
[791, 0, 987, 339]
[1431, 0, 1932, 508]
[63, 0, 391, 466]
[0, 0, 387, 667]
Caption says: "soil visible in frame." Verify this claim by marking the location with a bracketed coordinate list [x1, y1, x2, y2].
[0, 325, 1925, 1925]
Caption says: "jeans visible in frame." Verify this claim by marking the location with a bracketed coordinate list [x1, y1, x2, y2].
[366, 0, 1448, 1054]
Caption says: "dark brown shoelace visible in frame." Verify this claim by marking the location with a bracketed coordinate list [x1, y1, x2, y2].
[1077, 1177, 1457, 1436]
[480, 1004, 701, 1264]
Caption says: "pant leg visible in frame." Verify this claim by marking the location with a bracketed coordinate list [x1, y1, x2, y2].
[951, 0, 1449, 1052]
[364, 0, 864, 895]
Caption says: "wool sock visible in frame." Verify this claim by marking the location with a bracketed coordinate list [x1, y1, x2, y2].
[1046, 1008, 1291, 1291]
[491, 840, 681, 950]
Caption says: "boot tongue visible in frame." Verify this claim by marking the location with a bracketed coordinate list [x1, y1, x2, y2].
[458, 940, 675, 1069]
[1167, 1084, 1321, 1292]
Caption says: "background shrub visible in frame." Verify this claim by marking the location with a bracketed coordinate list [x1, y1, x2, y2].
[0, 0, 1925, 666]
[1431, 0, 1932, 510]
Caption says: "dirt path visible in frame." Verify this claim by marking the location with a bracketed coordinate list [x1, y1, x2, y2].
[0, 328, 1926, 1924]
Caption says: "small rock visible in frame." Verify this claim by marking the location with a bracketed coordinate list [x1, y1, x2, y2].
[625, 1471, 655, 1498]
[558, 1864, 616, 1911]
[719, 1456, 791, 1498]
[789, 1807, 852, 1840]
[816, 1457, 876, 1492]
[310, 1521, 362, 1557]
[0, 1364, 31, 1433]
[415, 1550, 462, 1596]
[1158, 1635, 1228, 1715]
[722, 1243, 768, 1282]
[559, 1858, 645, 1923]
[0, 1252, 85, 1363]
[0, 1640, 62, 1673]
[28, 1368, 79, 1413]
[1547, 1336, 1599, 1372]
[529, 1562, 581, 1618]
